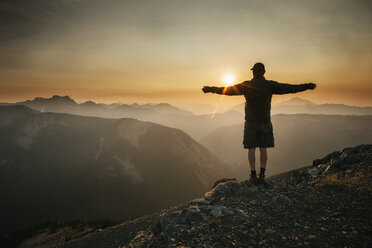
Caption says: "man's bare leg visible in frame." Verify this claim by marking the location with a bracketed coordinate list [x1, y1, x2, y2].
[248, 148, 257, 181]
[259, 147, 267, 168]
[248, 148, 256, 171]
[259, 147, 267, 180]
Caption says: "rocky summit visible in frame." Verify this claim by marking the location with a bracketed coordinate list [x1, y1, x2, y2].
[31, 145, 372, 248]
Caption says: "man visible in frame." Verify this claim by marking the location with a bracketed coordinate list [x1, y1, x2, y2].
[202, 62, 316, 184]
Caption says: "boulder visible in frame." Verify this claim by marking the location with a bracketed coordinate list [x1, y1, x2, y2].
[204, 179, 241, 201]
[212, 178, 237, 188]
[166, 211, 186, 225]
[190, 198, 210, 205]
[151, 214, 168, 235]
[308, 167, 320, 176]
[185, 207, 204, 222]
[210, 205, 226, 218]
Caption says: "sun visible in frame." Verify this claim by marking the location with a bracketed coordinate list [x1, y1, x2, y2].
[223, 74, 235, 87]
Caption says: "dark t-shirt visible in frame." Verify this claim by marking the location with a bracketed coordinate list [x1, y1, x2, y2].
[209, 76, 310, 122]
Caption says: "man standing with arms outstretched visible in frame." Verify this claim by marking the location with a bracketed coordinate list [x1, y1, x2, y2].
[202, 63, 316, 184]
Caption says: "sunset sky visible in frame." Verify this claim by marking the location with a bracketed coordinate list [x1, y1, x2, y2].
[1, 0, 371, 107]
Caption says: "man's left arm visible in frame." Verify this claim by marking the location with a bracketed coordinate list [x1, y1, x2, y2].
[272, 81, 316, 95]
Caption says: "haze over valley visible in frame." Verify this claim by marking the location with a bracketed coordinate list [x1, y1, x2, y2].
[2, 95, 372, 140]
[0, 105, 230, 238]
[201, 114, 372, 178]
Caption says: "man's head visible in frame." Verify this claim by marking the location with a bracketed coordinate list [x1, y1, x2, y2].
[251, 62, 265, 77]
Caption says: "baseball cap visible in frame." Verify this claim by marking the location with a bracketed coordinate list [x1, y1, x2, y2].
[251, 62, 265, 71]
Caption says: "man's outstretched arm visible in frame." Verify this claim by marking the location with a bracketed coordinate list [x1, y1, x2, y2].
[272, 81, 316, 95]
[202, 82, 248, 95]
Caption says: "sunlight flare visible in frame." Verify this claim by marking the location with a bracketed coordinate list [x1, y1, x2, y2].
[223, 74, 235, 87]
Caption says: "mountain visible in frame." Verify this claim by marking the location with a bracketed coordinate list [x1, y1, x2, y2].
[229, 97, 372, 116]
[200, 114, 372, 178]
[21, 95, 79, 114]
[16, 145, 371, 247]
[141, 103, 193, 116]
[275, 97, 315, 106]
[5, 95, 193, 118]
[0, 105, 231, 239]
[78, 101, 112, 117]
[3, 96, 244, 140]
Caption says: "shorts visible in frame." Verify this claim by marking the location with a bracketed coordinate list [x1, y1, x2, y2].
[243, 121, 274, 149]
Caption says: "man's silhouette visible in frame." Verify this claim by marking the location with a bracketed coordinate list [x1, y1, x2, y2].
[202, 62, 316, 184]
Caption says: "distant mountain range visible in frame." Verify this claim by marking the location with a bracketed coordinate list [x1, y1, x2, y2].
[0, 96, 244, 140]
[1, 95, 193, 117]
[229, 97, 372, 116]
[201, 114, 372, 178]
[0, 105, 231, 238]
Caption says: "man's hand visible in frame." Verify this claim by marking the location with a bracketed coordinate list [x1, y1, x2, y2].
[202, 86, 212, 93]
[307, 83, 316, 90]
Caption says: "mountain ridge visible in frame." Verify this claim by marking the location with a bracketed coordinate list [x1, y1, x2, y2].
[2, 96, 243, 140]
[1, 95, 193, 117]
[19, 144, 371, 248]
[0, 105, 231, 240]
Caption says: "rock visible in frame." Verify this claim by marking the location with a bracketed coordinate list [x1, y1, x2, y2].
[215, 181, 240, 193]
[210, 205, 226, 218]
[313, 151, 341, 166]
[265, 228, 274, 234]
[274, 195, 294, 207]
[212, 178, 237, 188]
[323, 164, 332, 173]
[343, 153, 362, 164]
[163, 225, 180, 238]
[125, 231, 152, 247]
[204, 180, 241, 201]
[167, 211, 186, 225]
[330, 158, 341, 167]
[309, 234, 317, 239]
[185, 207, 204, 222]
[317, 163, 328, 170]
[312, 159, 322, 167]
[308, 167, 320, 176]
[204, 191, 214, 202]
[151, 214, 168, 235]
[191, 198, 210, 205]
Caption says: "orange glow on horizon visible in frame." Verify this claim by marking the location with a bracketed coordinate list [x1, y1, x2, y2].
[0, 1, 371, 107]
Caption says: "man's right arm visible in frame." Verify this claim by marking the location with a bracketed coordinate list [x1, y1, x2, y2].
[271, 81, 316, 95]
[202, 82, 250, 96]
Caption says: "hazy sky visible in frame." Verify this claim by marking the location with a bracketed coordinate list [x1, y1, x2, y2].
[1, 0, 371, 106]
